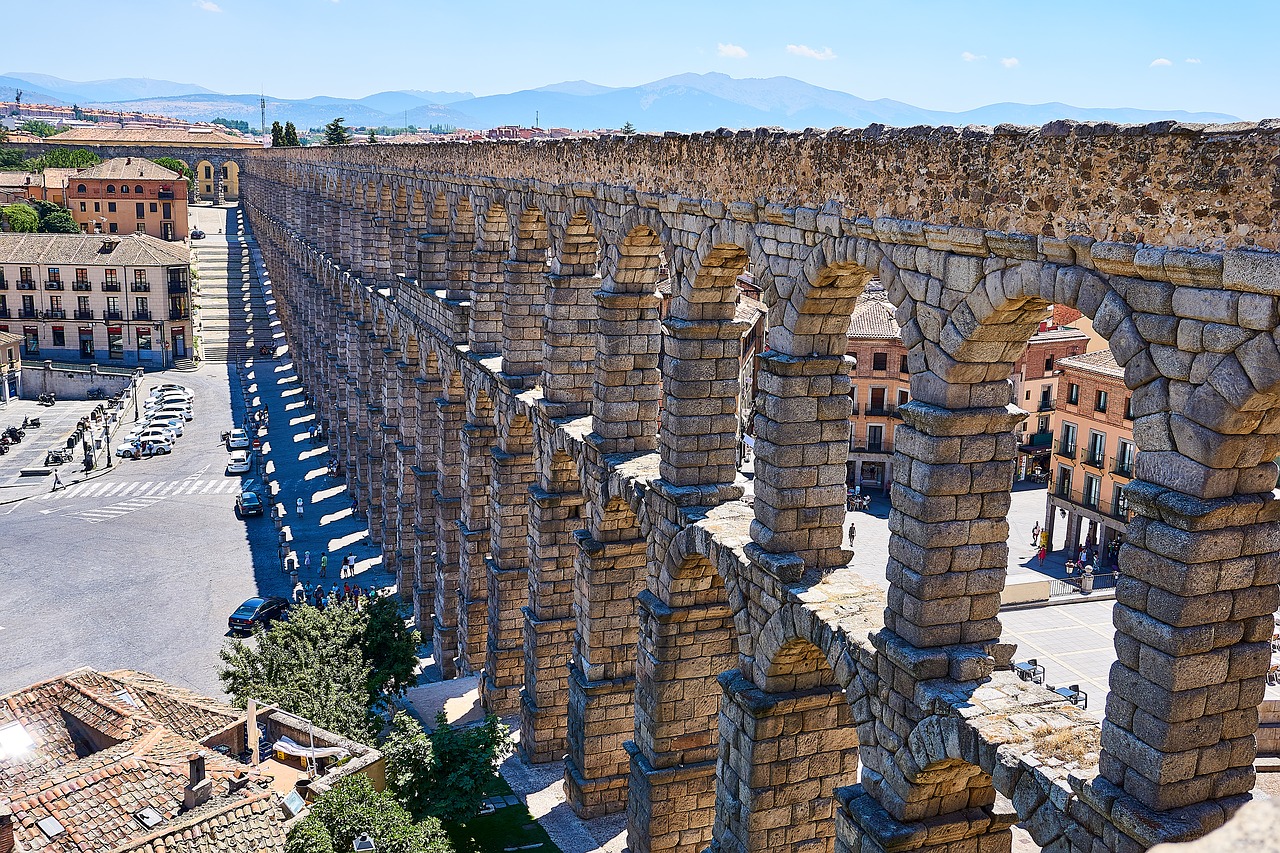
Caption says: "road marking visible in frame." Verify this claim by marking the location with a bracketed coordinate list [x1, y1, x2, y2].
[119, 483, 137, 496]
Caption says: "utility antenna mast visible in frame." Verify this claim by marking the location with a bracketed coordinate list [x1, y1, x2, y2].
[260, 94, 267, 140]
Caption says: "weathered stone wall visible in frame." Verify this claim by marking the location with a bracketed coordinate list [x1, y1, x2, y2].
[241, 125, 1280, 853]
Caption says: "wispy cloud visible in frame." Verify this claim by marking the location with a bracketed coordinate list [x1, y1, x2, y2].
[787, 44, 837, 61]
[717, 43, 748, 59]
[193, 0, 221, 10]
[1150, 57, 1173, 67]
[960, 51, 986, 62]
[1185, 57, 1201, 64]
[1000, 57, 1019, 68]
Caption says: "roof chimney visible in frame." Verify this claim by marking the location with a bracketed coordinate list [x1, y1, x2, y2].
[182, 752, 212, 811]
[228, 769, 250, 795]
[0, 801, 14, 853]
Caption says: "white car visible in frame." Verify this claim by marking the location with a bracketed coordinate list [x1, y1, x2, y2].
[149, 383, 191, 397]
[226, 428, 251, 450]
[125, 426, 178, 446]
[144, 394, 192, 411]
[116, 437, 174, 458]
[226, 450, 253, 474]
[145, 416, 185, 437]
[151, 405, 194, 422]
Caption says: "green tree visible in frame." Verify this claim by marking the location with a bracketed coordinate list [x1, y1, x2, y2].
[72, 104, 83, 120]
[271, 121, 284, 147]
[1, 203, 38, 232]
[323, 117, 352, 145]
[0, 126, 7, 144]
[361, 595, 419, 699]
[154, 157, 196, 196]
[367, 128, 377, 144]
[286, 775, 449, 853]
[218, 600, 420, 741]
[620, 121, 637, 136]
[0, 148, 24, 168]
[29, 199, 79, 234]
[19, 119, 59, 138]
[213, 117, 250, 133]
[382, 712, 513, 823]
[33, 148, 100, 169]
[282, 121, 300, 147]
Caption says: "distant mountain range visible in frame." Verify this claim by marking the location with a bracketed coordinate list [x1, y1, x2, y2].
[0, 71, 1241, 133]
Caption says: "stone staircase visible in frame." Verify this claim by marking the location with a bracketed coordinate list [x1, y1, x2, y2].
[191, 230, 273, 363]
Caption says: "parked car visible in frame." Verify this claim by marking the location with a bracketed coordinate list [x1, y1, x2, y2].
[226, 450, 253, 474]
[236, 489, 264, 516]
[144, 394, 193, 411]
[144, 416, 185, 437]
[125, 425, 178, 445]
[190, 229, 206, 240]
[116, 437, 175, 458]
[226, 428, 251, 450]
[151, 405, 194, 422]
[227, 596, 289, 634]
[149, 383, 192, 398]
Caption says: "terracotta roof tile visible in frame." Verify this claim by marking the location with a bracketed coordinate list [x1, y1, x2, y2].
[846, 286, 900, 340]
[73, 158, 181, 182]
[1057, 348, 1123, 378]
[0, 233, 189, 267]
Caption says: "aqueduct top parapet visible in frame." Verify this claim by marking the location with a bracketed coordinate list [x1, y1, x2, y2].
[251, 120, 1280, 250]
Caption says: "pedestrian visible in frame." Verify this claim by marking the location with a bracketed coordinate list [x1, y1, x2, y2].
[1038, 546, 1047, 566]
[303, 550, 311, 570]
[1030, 522, 1040, 546]
[51, 471, 63, 492]
[296, 497, 304, 516]
[319, 554, 328, 577]
[343, 582, 351, 601]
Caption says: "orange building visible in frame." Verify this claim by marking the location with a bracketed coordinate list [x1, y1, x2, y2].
[844, 286, 910, 492]
[1043, 349, 1135, 567]
[65, 158, 188, 241]
[1011, 323, 1091, 479]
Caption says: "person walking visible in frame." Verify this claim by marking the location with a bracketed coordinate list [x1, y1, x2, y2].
[319, 553, 328, 577]
[51, 471, 63, 492]
[303, 550, 311, 571]
[1030, 522, 1040, 546]
[296, 497, 304, 517]
[1038, 545, 1048, 566]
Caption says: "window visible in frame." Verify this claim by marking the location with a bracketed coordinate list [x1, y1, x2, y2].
[867, 424, 884, 452]
[23, 326, 38, 356]
[120, 184, 129, 194]
[135, 296, 149, 318]
[106, 184, 115, 194]
[1095, 389, 1108, 412]
[136, 202, 145, 219]
[94, 201, 100, 213]
[135, 185, 143, 194]
[162, 203, 171, 219]
[897, 388, 909, 407]
[108, 327, 124, 359]
[105, 296, 120, 317]
[1044, 356, 1054, 372]
[79, 202, 86, 212]
[1059, 422, 1077, 457]
[1115, 440, 1136, 477]
[899, 354, 909, 374]
[137, 327, 152, 351]
[204, 166, 212, 179]
[104, 269, 118, 284]
[1087, 431, 1106, 466]
[1037, 415, 1049, 433]
[48, 268, 59, 282]
[48, 295, 62, 312]
[1114, 484, 1130, 518]
[1057, 465, 1073, 497]
[1124, 396, 1133, 420]
[107, 202, 117, 213]
[134, 269, 147, 284]
[149, 202, 157, 213]
[108, 223, 117, 233]
[77, 296, 90, 313]
[51, 326, 65, 347]
[136, 223, 147, 234]
[76, 184, 86, 193]
[75, 268, 88, 283]
[872, 352, 888, 371]
[1083, 475, 1101, 509]
[1067, 383, 1079, 405]
[19, 267, 32, 283]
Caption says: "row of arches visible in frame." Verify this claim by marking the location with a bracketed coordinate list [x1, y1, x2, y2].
[242, 152, 1280, 853]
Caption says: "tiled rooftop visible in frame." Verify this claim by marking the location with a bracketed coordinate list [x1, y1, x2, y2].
[1057, 348, 1123, 378]
[48, 127, 259, 148]
[846, 286, 900, 340]
[72, 158, 180, 182]
[0, 233, 189, 267]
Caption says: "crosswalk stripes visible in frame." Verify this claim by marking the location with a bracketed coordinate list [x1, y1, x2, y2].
[41, 478, 241, 503]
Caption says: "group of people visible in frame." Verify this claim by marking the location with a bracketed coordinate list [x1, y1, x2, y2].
[252, 408, 269, 429]
[298, 549, 360, 578]
[293, 580, 374, 610]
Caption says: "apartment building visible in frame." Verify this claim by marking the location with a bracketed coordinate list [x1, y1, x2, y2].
[845, 286, 909, 492]
[0, 233, 193, 368]
[65, 157, 189, 241]
[1011, 324, 1092, 479]
[1043, 349, 1135, 567]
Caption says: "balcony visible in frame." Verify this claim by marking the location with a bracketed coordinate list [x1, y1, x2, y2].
[1020, 431, 1053, 451]
[45, 281, 63, 290]
[46, 309, 66, 319]
[850, 441, 890, 455]
[1082, 451, 1106, 470]
[104, 310, 123, 321]
[16, 281, 35, 291]
[74, 309, 95, 320]
[102, 282, 121, 292]
[132, 310, 152, 321]
[1055, 440, 1077, 460]
[1113, 458, 1135, 478]
[864, 404, 898, 418]
[157, 190, 175, 200]
[1037, 399, 1055, 412]
[72, 282, 92, 292]
[1052, 486, 1133, 521]
[168, 282, 189, 294]
[169, 309, 187, 320]
[18, 309, 38, 319]
[131, 283, 151, 293]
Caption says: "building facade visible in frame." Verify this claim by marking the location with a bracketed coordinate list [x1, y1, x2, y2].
[845, 286, 909, 492]
[1011, 324, 1092, 479]
[65, 157, 189, 241]
[0, 233, 193, 368]
[1043, 349, 1135, 567]
[0, 329, 20, 401]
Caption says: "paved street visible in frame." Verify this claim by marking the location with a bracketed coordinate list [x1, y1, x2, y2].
[0, 204, 392, 699]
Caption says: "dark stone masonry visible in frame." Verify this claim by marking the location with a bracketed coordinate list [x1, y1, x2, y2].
[240, 121, 1280, 853]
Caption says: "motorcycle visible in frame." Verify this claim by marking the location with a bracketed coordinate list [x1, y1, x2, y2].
[3, 426, 25, 444]
[45, 448, 73, 466]
[37, 392, 56, 406]
[22, 416, 40, 429]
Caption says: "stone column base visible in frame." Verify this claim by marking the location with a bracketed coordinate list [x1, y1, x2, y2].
[520, 688, 568, 765]
[566, 753, 630, 820]
[625, 741, 717, 853]
[835, 784, 1016, 853]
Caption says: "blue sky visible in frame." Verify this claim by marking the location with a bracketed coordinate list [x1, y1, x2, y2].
[6, 0, 1279, 118]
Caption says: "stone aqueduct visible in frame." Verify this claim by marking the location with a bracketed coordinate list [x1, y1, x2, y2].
[240, 124, 1280, 853]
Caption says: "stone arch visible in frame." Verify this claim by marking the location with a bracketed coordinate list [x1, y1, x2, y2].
[220, 159, 241, 200]
[542, 208, 600, 415]
[468, 202, 510, 356]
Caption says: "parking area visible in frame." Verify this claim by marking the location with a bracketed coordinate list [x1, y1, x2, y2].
[0, 397, 116, 496]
